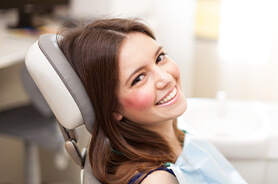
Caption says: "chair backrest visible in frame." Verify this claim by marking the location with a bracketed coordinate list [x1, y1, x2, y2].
[25, 33, 100, 183]
[25, 33, 94, 133]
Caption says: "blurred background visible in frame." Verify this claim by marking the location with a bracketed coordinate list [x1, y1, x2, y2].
[1, 0, 278, 183]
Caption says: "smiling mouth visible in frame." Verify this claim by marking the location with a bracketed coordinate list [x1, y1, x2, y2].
[156, 87, 177, 105]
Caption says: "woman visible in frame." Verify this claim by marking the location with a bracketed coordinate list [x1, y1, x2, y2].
[57, 18, 246, 184]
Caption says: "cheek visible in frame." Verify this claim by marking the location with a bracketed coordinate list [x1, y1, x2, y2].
[164, 59, 181, 80]
[121, 90, 154, 110]
[171, 63, 180, 79]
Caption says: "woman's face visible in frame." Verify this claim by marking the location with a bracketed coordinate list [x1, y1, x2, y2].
[116, 32, 187, 129]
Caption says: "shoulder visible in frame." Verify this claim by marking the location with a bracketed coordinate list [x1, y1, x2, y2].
[141, 170, 179, 184]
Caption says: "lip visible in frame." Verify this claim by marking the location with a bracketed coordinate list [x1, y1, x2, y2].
[155, 86, 179, 106]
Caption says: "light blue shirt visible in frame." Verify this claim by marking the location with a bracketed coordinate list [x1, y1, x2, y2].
[169, 133, 248, 184]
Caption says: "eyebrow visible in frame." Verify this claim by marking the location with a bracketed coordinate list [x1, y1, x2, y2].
[125, 46, 163, 85]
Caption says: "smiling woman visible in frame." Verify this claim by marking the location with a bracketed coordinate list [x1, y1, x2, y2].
[115, 32, 187, 128]
[57, 18, 247, 184]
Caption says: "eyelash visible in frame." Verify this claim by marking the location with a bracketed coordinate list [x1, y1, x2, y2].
[131, 52, 167, 86]
[156, 52, 167, 64]
[131, 74, 144, 86]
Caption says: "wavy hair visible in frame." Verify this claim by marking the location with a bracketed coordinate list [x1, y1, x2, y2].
[57, 18, 184, 184]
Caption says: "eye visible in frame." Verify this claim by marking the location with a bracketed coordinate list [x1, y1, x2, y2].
[156, 52, 166, 64]
[131, 74, 145, 86]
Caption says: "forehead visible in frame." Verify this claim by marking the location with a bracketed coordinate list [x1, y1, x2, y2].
[118, 32, 159, 82]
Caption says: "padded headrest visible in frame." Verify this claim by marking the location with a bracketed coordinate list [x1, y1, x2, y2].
[25, 33, 94, 133]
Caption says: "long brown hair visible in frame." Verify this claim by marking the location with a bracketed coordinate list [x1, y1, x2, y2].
[58, 18, 184, 184]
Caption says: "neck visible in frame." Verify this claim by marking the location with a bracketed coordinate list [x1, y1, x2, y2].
[163, 122, 183, 158]
[148, 119, 183, 158]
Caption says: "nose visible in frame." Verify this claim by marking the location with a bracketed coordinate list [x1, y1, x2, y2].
[155, 68, 172, 89]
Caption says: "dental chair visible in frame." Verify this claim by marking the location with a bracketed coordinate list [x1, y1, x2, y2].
[25, 33, 101, 184]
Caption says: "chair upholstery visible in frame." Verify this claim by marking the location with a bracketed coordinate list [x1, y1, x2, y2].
[25, 33, 100, 183]
[83, 154, 101, 184]
[25, 34, 94, 132]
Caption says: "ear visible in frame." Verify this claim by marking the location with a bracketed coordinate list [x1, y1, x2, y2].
[113, 112, 123, 121]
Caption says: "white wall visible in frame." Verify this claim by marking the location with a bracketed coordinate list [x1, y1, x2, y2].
[217, 0, 278, 101]
[193, 0, 278, 102]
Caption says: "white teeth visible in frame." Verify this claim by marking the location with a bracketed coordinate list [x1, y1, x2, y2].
[158, 88, 177, 105]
